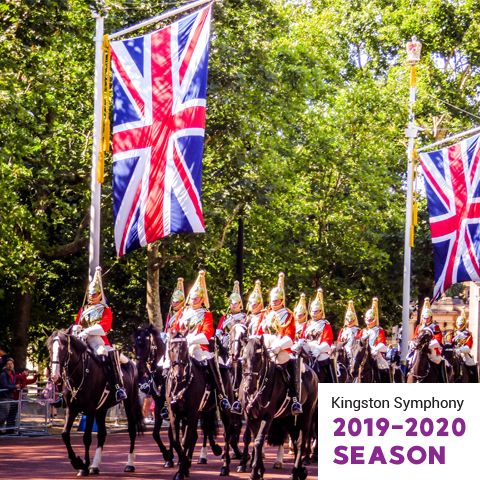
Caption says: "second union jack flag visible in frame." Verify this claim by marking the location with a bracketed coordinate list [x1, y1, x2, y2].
[111, 5, 211, 256]
[419, 133, 480, 300]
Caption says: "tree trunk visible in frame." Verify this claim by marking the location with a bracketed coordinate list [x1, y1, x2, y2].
[147, 243, 163, 328]
[10, 283, 35, 372]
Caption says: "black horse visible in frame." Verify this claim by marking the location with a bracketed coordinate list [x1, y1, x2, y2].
[406, 329, 443, 383]
[166, 330, 233, 480]
[239, 335, 318, 480]
[442, 344, 470, 383]
[350, 337, 391, 383]
[331, 341, 350, 383]
[47, 330, 142, 476]
[131, 325, 174, 466]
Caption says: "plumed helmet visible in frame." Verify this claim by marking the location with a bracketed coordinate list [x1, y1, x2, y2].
[294, 293, 307, 322]
[270, 272, 285, 304]
[344, 300, 358, 327]
[172, 278, 185, 304]
[248, 280, 264, 310]
[310, 288, 325, 319]
[421, 297, 433, 323]
[230, 280, 243, 309]
[88, 266, 107, 305]
[365, 297, 379, 327]
[456, 306, 467, 331]
[187, 270, 209, 309]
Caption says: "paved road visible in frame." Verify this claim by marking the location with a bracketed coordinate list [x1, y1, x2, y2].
[0, 426, 317, 479]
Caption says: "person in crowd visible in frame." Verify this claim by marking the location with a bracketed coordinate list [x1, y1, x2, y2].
[0, 358, 19, 434]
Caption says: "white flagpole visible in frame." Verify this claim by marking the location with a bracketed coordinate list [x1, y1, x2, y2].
[89, 12, 104, 280]
[401, 37, 422, 364]
[416, 124, 480, 153]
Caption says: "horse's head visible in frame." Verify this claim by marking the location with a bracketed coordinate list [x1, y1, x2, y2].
[349, 337, 369, 378]
[229, 323, 248, 362]
[131, 324, 165, 378]
[168, 330, 189, 380]
[46, 330, 86, 382]
[413, 327, 433, 352]
[242, 335, 267, 396]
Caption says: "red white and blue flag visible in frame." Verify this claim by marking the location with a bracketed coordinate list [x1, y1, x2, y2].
[419, 133, 480, 300]
[111, 5, 211, 256]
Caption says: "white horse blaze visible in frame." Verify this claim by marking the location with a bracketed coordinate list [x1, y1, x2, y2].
[52, 338, 61, 380]
[91, 447, 103, 468]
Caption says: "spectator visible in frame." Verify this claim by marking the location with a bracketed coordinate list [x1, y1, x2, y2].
[7, 367, 38, 433]
[0, 358, 19, 434]
[0, 346, 9, 370]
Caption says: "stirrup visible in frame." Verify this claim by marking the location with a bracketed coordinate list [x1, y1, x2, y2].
[231, 400, 243, 415]
[291, 401, 302, 416]
[219, 397, 231, 411]
[115, 387, 127, 402]
[160, 407, 169, 419]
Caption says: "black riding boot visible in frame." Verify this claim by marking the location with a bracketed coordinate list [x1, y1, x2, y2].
[290, 357, 303, 415]
[109, 350, 128, 402]
[207, 357, 230, 411]
[437, 359, 449, 384]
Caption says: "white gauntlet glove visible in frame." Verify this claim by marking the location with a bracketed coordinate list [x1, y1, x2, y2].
[71, 325, 83, 336]
[186, 333, 209, 346]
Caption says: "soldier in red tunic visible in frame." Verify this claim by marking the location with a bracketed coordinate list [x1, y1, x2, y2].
[337, 300, 362, 358]
[446, 306, 478, 382]
[362, 298, 389, 382]
[173, 270, 230, 411]
[217, 280, 247, 341]
[263, 273, 302, 415]
[71, 266, 127, 402]
[409, 297, 448, 383]
[246, 280, 267, 336]
[164, 278, 185, 336]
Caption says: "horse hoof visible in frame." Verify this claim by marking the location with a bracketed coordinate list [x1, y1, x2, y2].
[273, 461, 283, 469]
[124, 465, 135, 473]
[77, 470, 89, 477]
[220, 467, 230, 476]
[72, 457, 85, 470]
[173, 473, 184, 480]
[237, 465, 247, 473]
[198, 457, 207, 464]
[212, 444, 223, 457]
[89, 467, 100, 475]
[164, 461, 174, 468]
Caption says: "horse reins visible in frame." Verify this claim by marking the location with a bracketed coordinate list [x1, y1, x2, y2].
[143, 333, 162, 397]
[167, 338, 193, 403]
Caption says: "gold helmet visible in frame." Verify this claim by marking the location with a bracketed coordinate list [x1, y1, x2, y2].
[456, 306, 467, 331]
[365, 297, 379, 328]
[421, 297, 433, 325]
[269, 272, 285, 307]
[248, 280, 264, 311]
[88, 266, 107, 306]
[344, 300, 358, 327]
[187, 270, 209, 309]
[229, 280, 243, 309]
[172, 278, 185, 304]
[310, 288, 325, 320]
[294, 293, 307, 323]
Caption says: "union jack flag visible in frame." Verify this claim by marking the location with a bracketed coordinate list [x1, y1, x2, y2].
[419, 133, 480, 300]
[111, 5, 212, 256]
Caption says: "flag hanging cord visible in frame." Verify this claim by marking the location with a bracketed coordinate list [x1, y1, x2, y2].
[416, 125, 480, 153]
[108, 0, 217, 40]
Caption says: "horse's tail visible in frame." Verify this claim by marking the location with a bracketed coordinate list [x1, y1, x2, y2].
[200, 408, 218, 439]
[267, 417, 288, 447]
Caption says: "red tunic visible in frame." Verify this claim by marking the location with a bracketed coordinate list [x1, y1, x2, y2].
[251, 310, 267, 335]
[75, 307, 112, 346]
[174, 309, 214, 351]
[412, 323, 443, 355]
[302, 321, 334, 346]
[277, 312, 295, 354]
[337, 327, 362, 343]
[165, 307, 184, 334]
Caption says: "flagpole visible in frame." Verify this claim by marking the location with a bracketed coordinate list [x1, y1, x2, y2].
[89, 12, 104, 280]
[401, 37, 422, 365]
[416, 125, 480, 153]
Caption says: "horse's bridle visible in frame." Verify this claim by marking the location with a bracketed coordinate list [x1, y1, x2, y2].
[350, 347, 369, 382]
[409, 331, 433, 382]
[167, 337, 193, 403]
[139, 333, 163, 397]
[242, 343, 272, 409]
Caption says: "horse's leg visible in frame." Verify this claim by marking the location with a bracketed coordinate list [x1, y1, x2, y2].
[152, 398, 170, 463]
[238, 423, 251, 473]
[78, 412, 95, 476]
[89, 409, 107, 475]
[177, 411, 198, 480]
[251, 417, 271, 480]
[273, 444, 284, 469]
[219, 408, 231, 477]
[62, 406, 86, 471]
[170, 414, 185, 480]
[123, 395, 138, 473]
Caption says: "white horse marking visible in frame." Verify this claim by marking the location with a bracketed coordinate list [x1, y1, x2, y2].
[91, 447, 103, 468]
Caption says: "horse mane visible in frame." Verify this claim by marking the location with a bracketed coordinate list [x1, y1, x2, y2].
[131, 324, 162, 345]
[46, 330, 87, 354]
[243, 335, 263, 358]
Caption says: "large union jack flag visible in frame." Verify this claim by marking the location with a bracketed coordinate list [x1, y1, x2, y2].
[111, 5, 212, 256]
[419, 133, 480, 300]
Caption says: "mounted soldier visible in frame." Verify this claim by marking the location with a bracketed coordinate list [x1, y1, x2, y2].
[361, 297, 389, 382]
[446, 306, 478, 383]
[337, 300, 362, 357]
[294, 289, 336, 383]
[164, 278, 185, 336]
[217, 280, 247, 344]
[71, 266, 127, 402]
[262, 273, 302, 416]
[173, 270, 230, 411]
[246, 280, 267, 336]
[409, 297, 448, 383]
